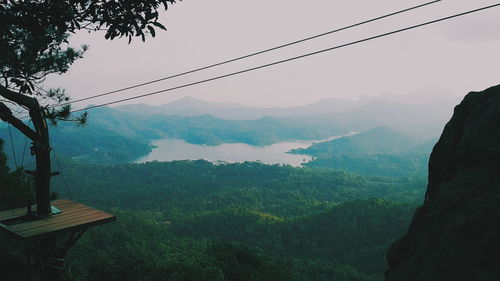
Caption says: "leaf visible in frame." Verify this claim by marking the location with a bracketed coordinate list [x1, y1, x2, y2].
[152, 21, 166, 30]
[147, 25, 155, 37]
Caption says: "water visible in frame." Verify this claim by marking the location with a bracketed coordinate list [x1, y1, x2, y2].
[135, 138, 319, 166]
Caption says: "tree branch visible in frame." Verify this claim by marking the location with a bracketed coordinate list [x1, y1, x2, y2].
[0, 85, 38, 109]
[0, 102, 37, 140]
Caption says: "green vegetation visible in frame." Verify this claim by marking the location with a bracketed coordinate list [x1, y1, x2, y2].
[48, 159, 424, 280]
[144, 114, 346, 146]
[0, 139, 31, 211]
[291, 126, 435, 177]
[1, 140, 425, 281]
[0, 108, 348, 165]
[291, 126, 419, 156]
[303, 153, 429, 177]
[53, 160, 424, 214]
[66, 199, 415, 281]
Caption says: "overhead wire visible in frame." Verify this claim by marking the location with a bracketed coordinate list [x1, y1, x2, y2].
[71, 2, 500, 113]
[20, 119, 32, 167]
[54, 0, 443, 108]
[7, 123, 18, 168]
[49, 137, 73, 200]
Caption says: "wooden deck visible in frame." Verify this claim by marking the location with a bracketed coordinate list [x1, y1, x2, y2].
[0, 199, 115, 240]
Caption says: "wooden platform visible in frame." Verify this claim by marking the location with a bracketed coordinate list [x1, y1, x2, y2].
[0, 199, 115, 240]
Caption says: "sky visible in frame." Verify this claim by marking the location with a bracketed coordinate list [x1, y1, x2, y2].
[44, 0, 500, 109]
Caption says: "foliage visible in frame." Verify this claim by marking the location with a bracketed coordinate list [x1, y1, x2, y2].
[0, 0, 175, 89]
[304, 153, 429, 178]
[66, 204, 411, 281]
[145, 114, 347, 146]
[291, 126, 422, 156]
[49, 159, 424, 280]
[0, 122, 153, 166]
[0, 0, 177, 127]
[51, 159, 425, 216]
[289, 126, 435, 177]
[0, 139, 32, 211]
[1, 143, 423, 281]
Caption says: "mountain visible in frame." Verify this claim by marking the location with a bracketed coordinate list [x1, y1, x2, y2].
[115, 97, 253, 119]
[115, 88, 459, 139]
[0, 106, 349, 165]
[330, 99, 456, 140]
[116, 86, 460, 121]
[386, 85, 500, 281]
[0, 113, 154, 166]
[115, 96, 360, 120]
[0, 87, 459, 166]
[292, 126, 421, 156]
[290, 126, 431, 177]
[361, 86, 461, 105]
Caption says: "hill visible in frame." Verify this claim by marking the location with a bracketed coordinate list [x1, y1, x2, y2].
[290, 126, 433, 177]
[115, 96, 360, 120]
[292, 126, 420, 156]
[0, 107, 348, 165]
[0, 87, 456, 166]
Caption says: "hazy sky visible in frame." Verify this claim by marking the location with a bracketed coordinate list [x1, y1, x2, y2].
[44, 0, 500, 109]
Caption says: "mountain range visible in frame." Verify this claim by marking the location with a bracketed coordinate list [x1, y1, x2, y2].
[115, 88, 460, 139]
[0, 88, 460, 165]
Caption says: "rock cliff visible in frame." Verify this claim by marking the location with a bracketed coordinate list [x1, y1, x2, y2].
[386, 85, 500, 281]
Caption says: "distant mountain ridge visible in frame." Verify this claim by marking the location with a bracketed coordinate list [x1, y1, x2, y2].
[291, 126, 421, 156]
[0, 87, 458, 165]
[115, 88, 459, 140]
[115, 87, 460, 122]
[115, 96, 361, 120]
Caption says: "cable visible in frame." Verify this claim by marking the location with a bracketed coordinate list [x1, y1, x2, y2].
[49, 138, 73, 200]
[55, 0, 442, 108]
[71, 3, 500, 113]
[20, 119, 32, 167]
[7, 123, 18, 168]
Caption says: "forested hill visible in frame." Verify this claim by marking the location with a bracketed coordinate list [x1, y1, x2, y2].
[0, 107, 348, 165]
[52, 160, 425, 215]
[46, 159, 425, 281]
[0, 88, 455, 166]
[291, 126, 421, 156]
[1, 138, 425, 280]
[291, 126, 435, 177]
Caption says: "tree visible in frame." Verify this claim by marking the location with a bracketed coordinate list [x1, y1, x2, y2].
[0, 0, 177, 212]
[0, 0, 176, 120]
[0, 1, 177, 280]
[0, 139, 32, 211]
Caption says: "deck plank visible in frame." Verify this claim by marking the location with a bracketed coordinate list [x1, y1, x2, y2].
[0, 199, 115, 240]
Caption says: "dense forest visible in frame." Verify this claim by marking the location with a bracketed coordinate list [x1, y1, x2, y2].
[291, 126, 433, 177]
[1, 143, 426, 281]
[57, 160, 423, 281]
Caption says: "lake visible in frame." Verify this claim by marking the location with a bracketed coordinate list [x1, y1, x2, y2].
[135, 138, 326, 166]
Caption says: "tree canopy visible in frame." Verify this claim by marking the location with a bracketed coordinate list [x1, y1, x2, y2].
[0, 0, 177, 123]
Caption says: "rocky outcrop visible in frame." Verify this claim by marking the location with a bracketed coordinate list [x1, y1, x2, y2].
[385, 85, 500, 281]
